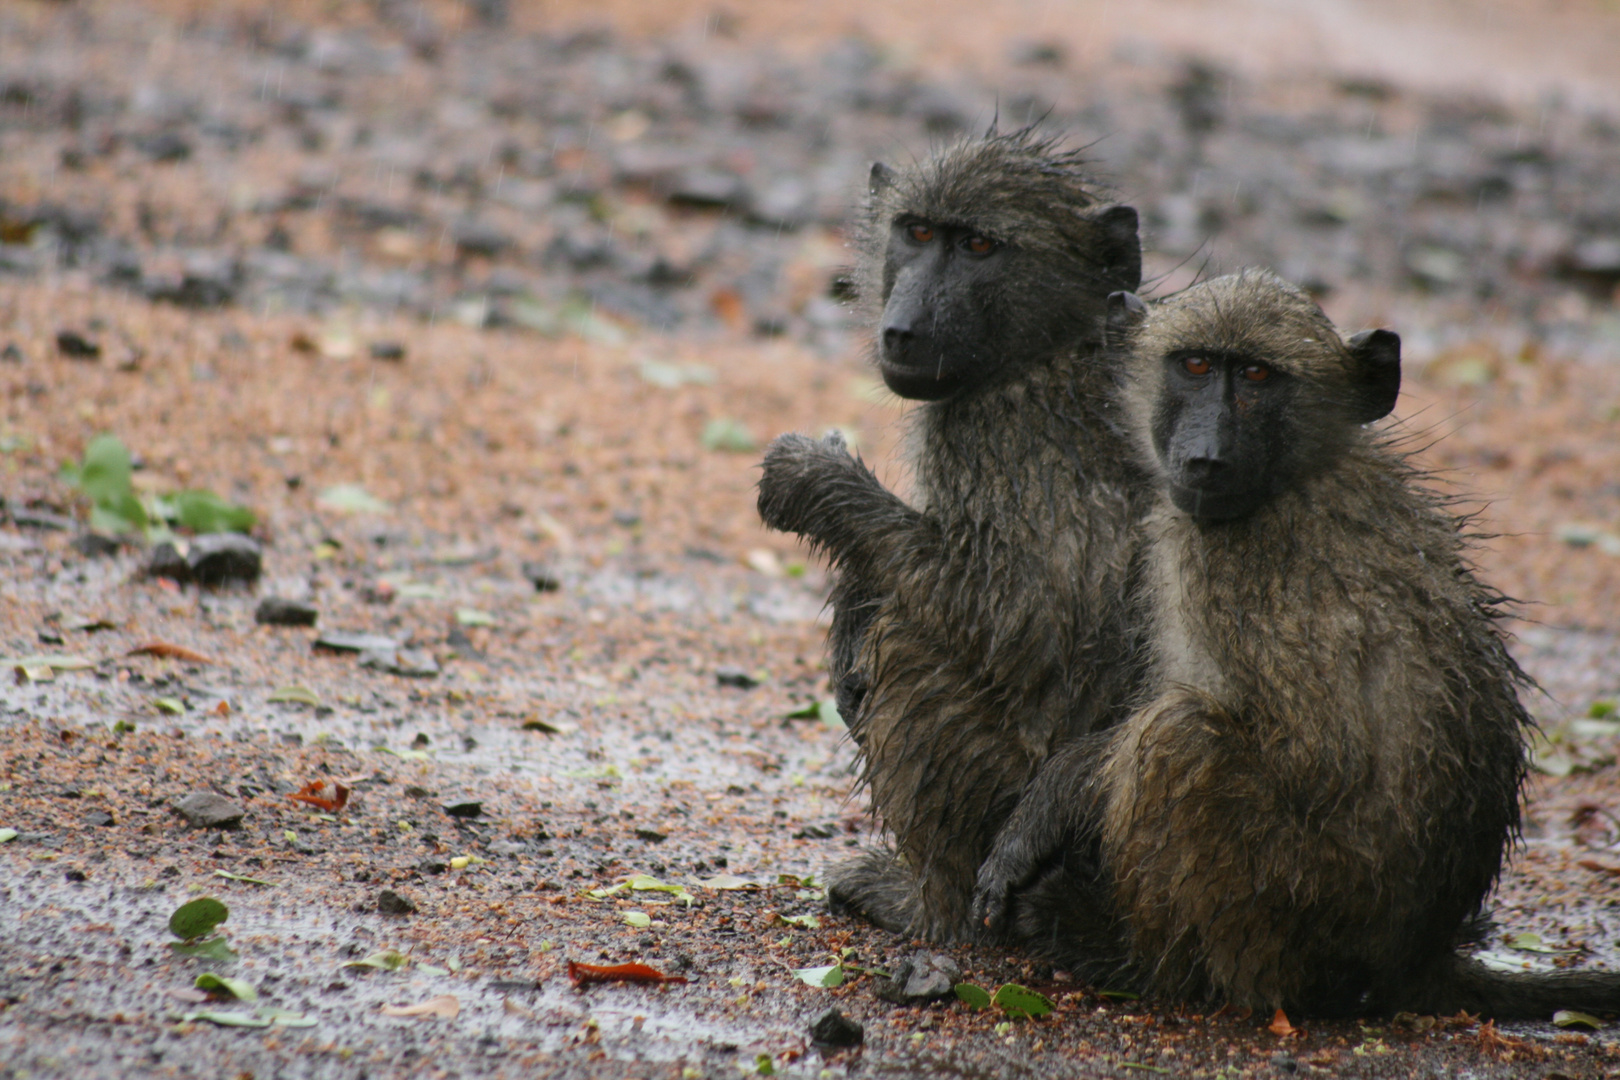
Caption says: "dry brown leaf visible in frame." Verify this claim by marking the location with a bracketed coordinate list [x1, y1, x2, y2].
[1268, 1008, 1298, 1037]
[502, 998, 535, 1019]
[380, 994, 459, 1019]
[128, 641, 217, 664]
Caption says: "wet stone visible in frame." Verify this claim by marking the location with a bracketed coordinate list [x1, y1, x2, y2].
[358, 646, 440, 677]
[315, 631, 400, 653]
[809, 1008, 863, 1048]
[83, 810, 115, 828]
[634, 828, 668, 843]
[874, 952, 961, 1004]
[715, 666, 758, 689]
[256, 597, 318, 627]
[55, 329, 101, 359]
[442, 802, 483, 819]
[65, 869, 88, 883]
[521, 562, 561, 592]
[368, 340, 406, 361]
[187, 533, 263, 585]
[174, 792, 246, 829]
[418, 858, 448, 875]
[377, 889, 417, 915]
[72, 532, 121, 558]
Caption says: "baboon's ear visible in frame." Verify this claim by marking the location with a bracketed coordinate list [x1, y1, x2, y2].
[1347, 329, 1401, 423]
[869, 162, 897, 196]
[1093, 205, 1142, 292]
[1105, 291, 1148, 336]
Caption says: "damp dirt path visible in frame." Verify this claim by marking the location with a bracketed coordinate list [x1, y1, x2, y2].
[4, 2, 1620, 1078]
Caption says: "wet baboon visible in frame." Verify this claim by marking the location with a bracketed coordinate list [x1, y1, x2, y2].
[975, 270, 1620, 1018]
[757, 129, 1149, 940]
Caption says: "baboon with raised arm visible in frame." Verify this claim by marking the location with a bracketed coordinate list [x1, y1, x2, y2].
[975, 270, 1620, 1018]
[757, 128, 1150, 940]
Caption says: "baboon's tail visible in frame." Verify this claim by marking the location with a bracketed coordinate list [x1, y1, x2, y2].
[1410, 954, 1620, 1020]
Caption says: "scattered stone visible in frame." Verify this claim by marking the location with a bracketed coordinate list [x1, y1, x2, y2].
[792, 823, 840, 840]
[315, 631, 400, 652]
[418, 858, 448, 875]
[404, 785, 434, 799]
[10, 507, 74, 531]
[65, 869, 88, 883]
[36, 628, 63, 645]
[186, 533, 263, 585]
[146, 540, 190, 580]
[255, 597, 319, 627]
[377, 889, 417, 915]
[83, 811, 115, 827]
[132, 131, 191, 162]
[873, 952, 961, 1004]
[71, 532, 121, 558]
[452, 220, 511, 259]
[174, 792, 246, 830]
[442, 802, 483, 819]
[521, 562, 561, 592]
[809, 1008, 863, 1049]
[358, 646, 440, 677]
[634, 828, 668, 843]
[665, 168, 746, 208]
[1, 343, 23, 363]
[368, 340, 405, 361]
[55, 329, 101, 359]
[715, 666, 758, 689]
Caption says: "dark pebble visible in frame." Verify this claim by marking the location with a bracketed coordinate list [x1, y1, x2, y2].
[71, 532, 121, 558]
[452, 220, 511, 258]
[521, 562, 561, 592]
[83, 811, 115, 828]
[358, 646, 440, 677]
[174, 792, 246, 829]
[1, 343, 22, 363]
[187, 533, 263, 585]
[418, 859, 448, 875]
[255, 597, 318, 627]
[404, 785, 433, 799]
[809, 1008, 863, 1048]
[792, 823, 839, 840]
[133, 131, 191, 162]
[368, 340, 406, 361]
[377, 889, 417, 915]
[37, 629, 64, 645]
[715, 666, 758, 689]
[634, 828, 668, 843]
[442, 801, 483, 819]
[1271, 1052, 1299, 1073]
[65, 869, 88, 883]
[146, 540, 190, 581]
[55, 330, 101, 359]
[873, 952, 961, 1004]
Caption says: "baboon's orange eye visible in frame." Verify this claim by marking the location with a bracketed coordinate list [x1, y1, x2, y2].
[907, 223, 935, 244]
[964, 235, 995, 255]
[1182, 356, 1212, 376]
[1242, 364, 1272, 382]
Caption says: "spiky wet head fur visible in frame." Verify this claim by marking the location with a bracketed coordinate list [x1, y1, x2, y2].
[855, 127, 1142, 400]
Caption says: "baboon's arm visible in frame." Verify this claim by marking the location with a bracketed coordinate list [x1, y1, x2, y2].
[757, 432, 941, 580]
[972, 731, 1111, 932]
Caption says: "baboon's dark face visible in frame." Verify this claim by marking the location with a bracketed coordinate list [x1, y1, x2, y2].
[876, 216, 1014, 400]
[1150, 349, 1301, 521]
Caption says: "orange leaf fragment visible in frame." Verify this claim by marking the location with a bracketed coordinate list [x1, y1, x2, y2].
[566, 961, 688, 987]
[380, 994, 460, 1019]
[212, 700, 230, 716]
[128, 641, 217, 664]
[1268, 1008, 1299, 1037]
[288, 779, 351, 813]
[1577, 858, 1620, 876]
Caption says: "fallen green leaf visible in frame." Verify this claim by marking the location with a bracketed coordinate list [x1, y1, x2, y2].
[792, 964, 844, 989]
[588, 874, 694, 906]
[754, 1053, 775, 1076]
[638, 360, 715, 389]
[1506, 931, 1569, 954]
[154, 489, 256, 534]
[416, 964, 448, 977]
[214, 869, 277, 887]
[267, 685, 321, 707]
[1589, 700, 1616, 719]
[0, 828, 17, 843]
[955, 982, 993, 1009]
[111, 719, 136, 734]
[154, 697, 185, 715]
[697, 874, 759, 891]
[169, 897, 229, 940]
[342, 950, 409, 971]
[1120, 1064, 1170, 1074]
[0, 654, 95, 672]
[776, 914, 820, 930]
[1553, 1009, 1603, 1030]
[317, 484, 391, 515]
[195, 973, 258, 1002]
[170, 936, 240, 962]
[180, 1009, 270, 1028]
[623, 911, 652, 929]
[455, 608, 495, 627]
[991, 983, 1054, 1020]
[700, 417, 756, 453]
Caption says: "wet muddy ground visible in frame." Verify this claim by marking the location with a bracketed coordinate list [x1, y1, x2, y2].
[4, 1, 1620, 1077]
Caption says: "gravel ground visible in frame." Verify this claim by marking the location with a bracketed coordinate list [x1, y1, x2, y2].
[3, 1, 1620, 1077]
